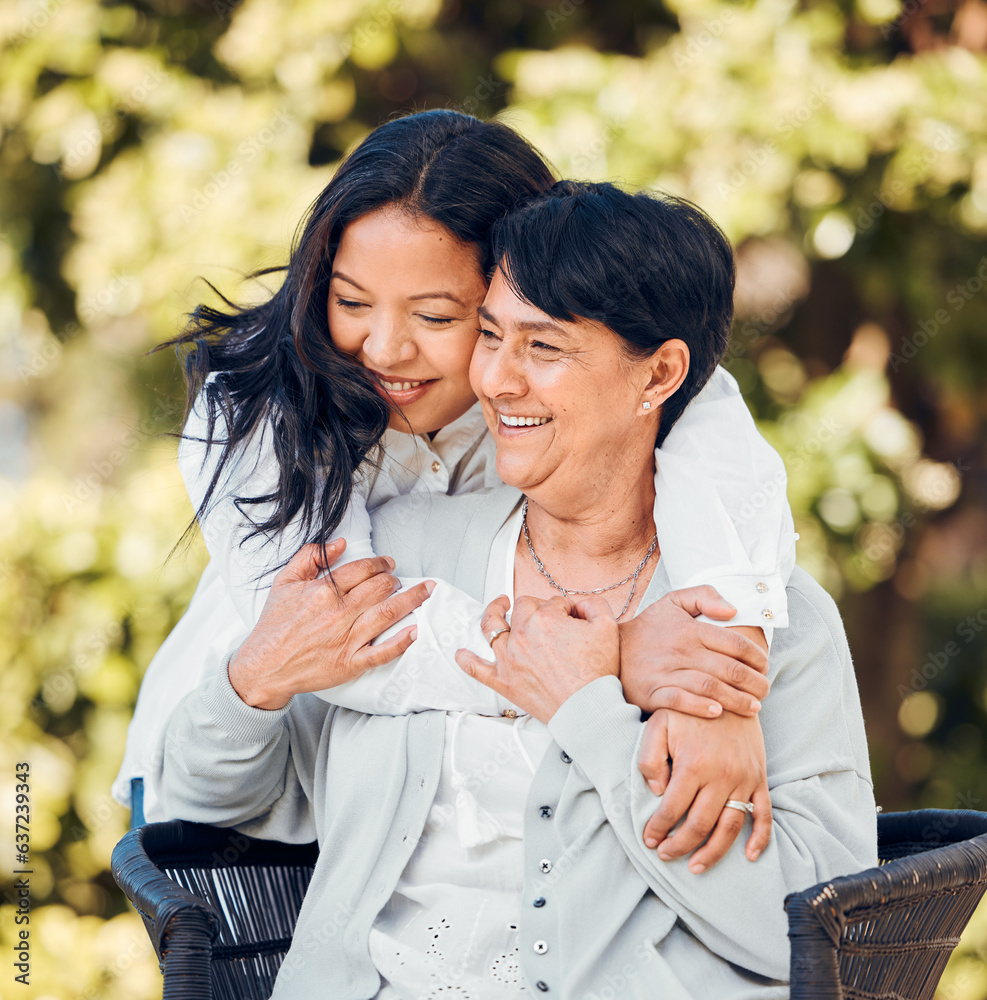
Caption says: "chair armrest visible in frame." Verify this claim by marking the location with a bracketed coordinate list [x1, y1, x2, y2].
[111, 820, 223, 958]
[786, 814, 987, 1000]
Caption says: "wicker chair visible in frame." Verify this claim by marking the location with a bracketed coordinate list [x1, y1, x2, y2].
[112, 809, 987, 1000]
[786, 808, 987, 999]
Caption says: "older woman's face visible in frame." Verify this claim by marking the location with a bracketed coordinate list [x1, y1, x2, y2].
[470, 268, 661, 503]
[328, 205, 487, 435]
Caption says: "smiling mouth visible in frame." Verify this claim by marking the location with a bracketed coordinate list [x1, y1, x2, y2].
[499, 414, 552, 427]
[365, 370, 437, 395]
[379, 378, 432, 391]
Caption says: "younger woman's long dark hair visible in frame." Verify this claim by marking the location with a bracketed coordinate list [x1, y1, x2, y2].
[164, 110, 555, 561]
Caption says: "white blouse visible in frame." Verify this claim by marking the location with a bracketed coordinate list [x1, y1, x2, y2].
[370, 506, 551, 999]
[114, 367, 796, 821]
[112, 403, 498, 819]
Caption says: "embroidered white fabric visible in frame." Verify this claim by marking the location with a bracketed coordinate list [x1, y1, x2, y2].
[369, 510, 553, 999]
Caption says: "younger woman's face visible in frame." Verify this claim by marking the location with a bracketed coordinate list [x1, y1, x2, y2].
[328, 205, 488, 435]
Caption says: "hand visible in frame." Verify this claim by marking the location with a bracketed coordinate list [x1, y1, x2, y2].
[638, 709, 771, 872]
[455, 594, 619, 724]
[229, 539, 434, 710]
[619, 585, 770, 718]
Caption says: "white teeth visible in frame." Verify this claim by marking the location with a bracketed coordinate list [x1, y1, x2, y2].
[381, 379, 426, 391]
[499, 414, 551, 427]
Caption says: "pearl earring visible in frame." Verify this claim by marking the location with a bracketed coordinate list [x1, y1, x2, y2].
[642, 401, 651, 411]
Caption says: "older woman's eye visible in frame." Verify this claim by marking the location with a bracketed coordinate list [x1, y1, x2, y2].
[533, 340, 560, 352]
[478, 327, 501, 342]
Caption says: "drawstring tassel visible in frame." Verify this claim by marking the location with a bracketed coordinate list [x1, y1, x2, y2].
[450, 712, 502, 848]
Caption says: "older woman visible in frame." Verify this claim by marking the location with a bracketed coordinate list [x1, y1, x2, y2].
[159, 181, 877, 999]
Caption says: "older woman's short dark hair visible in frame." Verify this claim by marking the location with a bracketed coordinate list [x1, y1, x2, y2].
[490, 180, 735, 445]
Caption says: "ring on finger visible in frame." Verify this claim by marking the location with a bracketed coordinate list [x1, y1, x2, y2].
[723, 799, 754, 815]
[487, 626, 511, 645]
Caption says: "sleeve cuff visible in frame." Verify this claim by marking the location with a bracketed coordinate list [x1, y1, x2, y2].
[547, 675, 644, 796]
[199, 649, 294, 744]
[676, 570, 789, 629]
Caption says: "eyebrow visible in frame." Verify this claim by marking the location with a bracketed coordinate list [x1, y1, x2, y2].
[332, 271, 466, 308]
[478, 305, 571, 338]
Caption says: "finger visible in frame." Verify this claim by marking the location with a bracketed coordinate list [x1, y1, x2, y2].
[455, 648, 502, 693]
[665, 585, 737, 622]
[686, 792, 752, 873]
[569, 595, 617, 623]
[697, 623, 769, 675]
[647, 686, 724, 719]
[351, 624, 418, 672]
[510, 595, 540, 627]
[352, 580, 435, 645]
[745, 782, 773, 862]
[677, 664, 766, 714]
[656, 785, 731, 864]
[638, 716, 672, 798]
[643, 766, 699, 850]
[330, 554, 398, 594]
[276, 540, 346, 584]
[479, 595, 512, 643]
[690, 653, 770, 702]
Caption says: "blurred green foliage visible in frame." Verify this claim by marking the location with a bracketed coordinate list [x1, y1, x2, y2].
[2, 0, 986, 995]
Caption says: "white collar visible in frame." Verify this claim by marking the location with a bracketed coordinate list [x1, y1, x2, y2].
[380, 400, 489, 471]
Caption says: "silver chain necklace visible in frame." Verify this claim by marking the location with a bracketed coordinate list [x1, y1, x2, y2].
[521, 499, 659, 621]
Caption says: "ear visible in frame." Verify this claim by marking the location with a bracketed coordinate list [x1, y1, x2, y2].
[642, 339, 690, 411]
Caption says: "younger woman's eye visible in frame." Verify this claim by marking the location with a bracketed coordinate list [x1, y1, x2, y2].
[336, 297, 366, 309]
[418, 314, 455, 326]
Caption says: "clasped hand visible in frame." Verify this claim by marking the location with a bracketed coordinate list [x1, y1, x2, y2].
[456, 588, 772, 872]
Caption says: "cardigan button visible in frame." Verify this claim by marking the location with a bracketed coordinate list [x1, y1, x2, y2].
[761, 609, 774, 620]
[431, 460, 441, 474]
[560, 750, 572, 764]
[538, 859, 553, 874]
[539, 805, 553, 819]
[536, 981, 550, 991]
[755, 582, 768, 593]
[533, 896, 546, 907]
[533, 939, 549, 955]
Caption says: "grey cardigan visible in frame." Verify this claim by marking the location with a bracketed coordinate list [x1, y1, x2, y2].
[158, 487, 877, 999]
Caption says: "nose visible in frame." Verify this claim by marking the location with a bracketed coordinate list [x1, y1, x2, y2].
[361, 312, 417, 369]
[473, 338, 527, 401]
